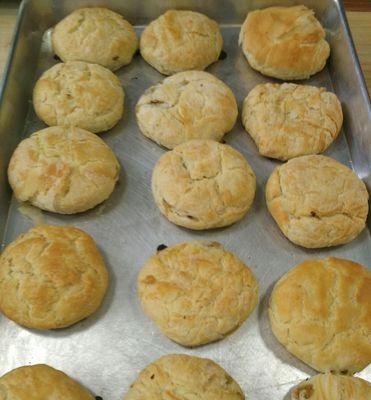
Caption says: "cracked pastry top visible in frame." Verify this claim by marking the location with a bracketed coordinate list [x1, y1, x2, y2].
[0, 364, 94, 400]
[8, 126, 120, 214]
[123, 354, 244, 400]
[151, 139, 256, 230]
[291, 373, 371, 400]
[265, 155, 369, 248]
[242, 83, 343, 161]
[0, 224, 109, 330]
[140, 10, 223, 75]
[269, 257, 371, 374]
[52, 7, 138, 71]
[137, 240, 258, 347]
[33, 61, 124, 133]
[239, 5, 330, 80]
[136, 71, 238, 149]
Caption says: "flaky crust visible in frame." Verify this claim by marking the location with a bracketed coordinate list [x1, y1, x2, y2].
[239, 6, 330, 80]
[138, 241, 258, 346]
[152, 139, 256, 230]
[242, 83, 343, 160]
[140, 10, 222, 75]
[8, 126, 120, 214]
[0, 224, 108, 330]
[33, 61, 124, 133]
[136, 71, 237, 149]
[269, 257, 371, 374]
[291, 373, 371, 400]
[123, 354, 244, 400]
[265, 155, 369, 248]
[0, 364, 93, 400]
[52, 8, 138, 71]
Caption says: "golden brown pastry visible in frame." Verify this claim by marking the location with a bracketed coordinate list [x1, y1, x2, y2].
[242, 83, 343, 160]
[140, 10, 222, 75]
[239, 6, 330, 80]
[269, 257, 371, 374]
[33, 61, 124, 133]
[266, 155, 369, 248]
[123, 354, 244, 399]
[136, 71, 237, 148]
[138, 240, 258, 346]
[152, 139, 256, 230]
[291, 373, 371, 400]
[0, 364, 93, 400]
[52, 7, 138, 71]
[8, 126, 120, 214]
[0, 224, 109, 330]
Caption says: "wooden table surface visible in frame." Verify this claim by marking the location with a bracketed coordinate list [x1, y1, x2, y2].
[0, 3, 370, 93]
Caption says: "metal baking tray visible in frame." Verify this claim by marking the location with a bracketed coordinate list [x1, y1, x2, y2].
[0, 0, 370, 398]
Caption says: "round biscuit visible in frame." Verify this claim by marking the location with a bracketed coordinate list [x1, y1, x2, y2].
[33, 61, 124, 133]
[239, 6, 330, 80]
[269, 257, 371, 374]
[138, 241, 258, 346]
[265, 155, 369, 248]
[0, 224, 109, 330]
[140, 10, 223, 75]
[8, 126, 120, 214]
[291, 373, 371, 400]
[0, 364, 93, 400]
[123, 354, 244, 400]
[151, 139, 256, 230]
[136, 71, 238, 149]
[52, 7, 138, 71]
[242, 83, 343, 160]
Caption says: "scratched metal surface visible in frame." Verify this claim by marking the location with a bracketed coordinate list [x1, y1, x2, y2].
[0, 0, 370, 399]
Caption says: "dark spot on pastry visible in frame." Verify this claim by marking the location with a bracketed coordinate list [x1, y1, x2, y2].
[150, 99, 164, 105]
[187, 215, 195, 220]
[144, 275, 156, 284]
[53, 54, 61, 61]
[221, 139, 226, 143]
[112, 56, 119, 61]
[310, 211, 317, 217]
[292, 384, 314, 399]
[219, 50, 227, 60]
[340, 369, 348, 375]
[150, 374, 155, 379]
[157, 244, 167, 251]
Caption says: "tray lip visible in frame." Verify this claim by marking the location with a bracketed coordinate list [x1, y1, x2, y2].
[0, 0, 28, 108]
[335, 0, 371, 103]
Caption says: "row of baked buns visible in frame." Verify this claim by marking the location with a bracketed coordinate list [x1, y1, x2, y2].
[51, 6, 329, 80]
[0, 362, 370, 400]
[0, 225, 369, 376]
[8, 129, 368, 248]
[0, 228, 370, 397]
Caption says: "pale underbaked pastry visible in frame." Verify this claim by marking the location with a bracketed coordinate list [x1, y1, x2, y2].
[136, 71, 238, 149]
[123, 354, 244, 399]
[152, 139, 256, 230]
[291, 373, 371, 400]
[266, 155, 369, 248]
[52, 7, 138, 71]
[138, 241, 258, 346]
[140, 10, 223, 75]
[0, 364, 94, 400]
[239, 6, 330, 80]
[8, 126, 120, 214]
[33, 61, 124, 133]
[0, 224, 109, 330]
[269, 257, 371, 374]
[242, 83, 343, 160]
